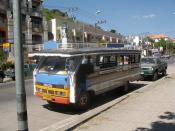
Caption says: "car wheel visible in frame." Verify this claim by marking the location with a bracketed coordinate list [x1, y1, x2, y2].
[76, 92, 90, 110]
[162, 70, 167, 76]
[152, 72, 158, 81]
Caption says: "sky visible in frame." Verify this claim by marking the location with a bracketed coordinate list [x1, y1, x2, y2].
[43, 0, 175, 38]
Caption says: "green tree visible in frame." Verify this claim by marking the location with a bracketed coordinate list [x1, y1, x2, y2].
[42, 8, 54, 21]
[110, 29, 116, 33]
[143, 37, 154, 43]
[43, 8, 68, 21]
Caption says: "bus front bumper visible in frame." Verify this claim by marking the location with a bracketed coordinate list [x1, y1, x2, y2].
[35, 92, 70, 105]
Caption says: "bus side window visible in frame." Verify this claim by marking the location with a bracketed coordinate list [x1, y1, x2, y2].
[135, 54, 140, 63]
[110, 55, 117, 67]
[80, 56, 94, 75]
[117, 55, 124, 66]
[97, 55, 117, 69]
[124, 55, 129, 65]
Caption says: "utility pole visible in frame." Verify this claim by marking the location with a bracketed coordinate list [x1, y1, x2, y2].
[13, 0, 28, 131]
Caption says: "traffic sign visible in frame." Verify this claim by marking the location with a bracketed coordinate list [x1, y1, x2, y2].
[3, 43, 10, 48]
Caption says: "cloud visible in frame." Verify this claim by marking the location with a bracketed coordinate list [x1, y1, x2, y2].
[132, 14, 156, 19]
[142, 14, 156, 19]
[172, 12, 175, 15]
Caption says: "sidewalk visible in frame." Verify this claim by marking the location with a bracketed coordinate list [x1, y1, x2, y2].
[74, 74, 175, 131]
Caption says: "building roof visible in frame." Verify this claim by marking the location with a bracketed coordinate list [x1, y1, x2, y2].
[171, 39, 175, 43]
[148, 34, 169, 39]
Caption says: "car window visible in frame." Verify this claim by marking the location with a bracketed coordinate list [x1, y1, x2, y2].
[141, 58, 156, 64]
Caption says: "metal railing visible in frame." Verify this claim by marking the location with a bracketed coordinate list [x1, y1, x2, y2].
[58, 43, 103, 49]
[24, 43, 141, 52]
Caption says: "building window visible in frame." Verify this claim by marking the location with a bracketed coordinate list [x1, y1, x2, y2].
[0, 31, 6, 43]
[0, 14, 6, 24]
[32, 35, 42, 44]
[32, 18, 42, 28]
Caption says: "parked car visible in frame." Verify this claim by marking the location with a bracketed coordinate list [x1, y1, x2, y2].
[0, 69, 5, 83]
[5, 64, 37, 80]
[140, 57, 167, 81]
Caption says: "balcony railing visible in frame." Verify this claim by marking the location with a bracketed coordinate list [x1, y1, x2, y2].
[32, 27, 43, 33]
[30, 7, 42, 17]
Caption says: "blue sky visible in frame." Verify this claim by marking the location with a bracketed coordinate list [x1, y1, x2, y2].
[43, 0, 175, 38]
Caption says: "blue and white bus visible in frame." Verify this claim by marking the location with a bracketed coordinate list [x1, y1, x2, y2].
[30, 47, 141, 109]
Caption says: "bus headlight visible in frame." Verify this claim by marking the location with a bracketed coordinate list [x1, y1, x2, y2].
[36, 88, 42, 92]
[55, 91, 66, 97]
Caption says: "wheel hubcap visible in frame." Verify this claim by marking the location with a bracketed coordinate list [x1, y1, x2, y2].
[80, 95, 88, 105]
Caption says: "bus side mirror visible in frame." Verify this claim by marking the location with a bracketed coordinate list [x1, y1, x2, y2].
[65, 61, 70, 70]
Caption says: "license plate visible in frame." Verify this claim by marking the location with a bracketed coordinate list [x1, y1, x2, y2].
[43, 94, 52, 100]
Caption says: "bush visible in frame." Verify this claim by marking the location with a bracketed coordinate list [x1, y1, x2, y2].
[1, 62, 14, 70]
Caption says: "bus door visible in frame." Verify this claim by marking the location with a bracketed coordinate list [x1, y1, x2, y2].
[66, 57, 83, 103]
[75, 56, 94, 101]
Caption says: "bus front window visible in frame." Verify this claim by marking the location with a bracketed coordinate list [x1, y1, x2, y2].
[39, 57, 66, 73]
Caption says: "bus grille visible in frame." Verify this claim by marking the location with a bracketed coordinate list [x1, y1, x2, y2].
[48, 90, 54, 95]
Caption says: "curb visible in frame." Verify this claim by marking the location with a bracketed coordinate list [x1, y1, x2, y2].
[39, 75, 167, 131]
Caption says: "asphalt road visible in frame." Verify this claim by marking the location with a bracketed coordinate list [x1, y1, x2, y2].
[0, 57, 174, 131]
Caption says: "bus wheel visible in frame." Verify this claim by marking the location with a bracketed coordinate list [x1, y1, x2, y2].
[77, 92, 90, 110]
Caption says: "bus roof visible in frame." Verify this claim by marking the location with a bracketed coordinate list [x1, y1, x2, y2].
[28, 48, 141, 57]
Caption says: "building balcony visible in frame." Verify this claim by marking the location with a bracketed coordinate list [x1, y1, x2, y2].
[0, 5, 6, 11]
[32, 39, 42, 45]
[32, 34, 42, 45]
[0, 19, 7, 30]
[31, 11, 42, 17]
[32, 27, 43, 33]
[22, 24, 27, 31]
[30, 7, 42, 17]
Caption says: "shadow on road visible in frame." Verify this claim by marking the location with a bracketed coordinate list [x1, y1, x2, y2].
[42, 82, 147, 115]
[135, 112, 175, 131]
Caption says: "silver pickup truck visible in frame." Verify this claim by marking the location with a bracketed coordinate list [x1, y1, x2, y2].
[140, 57, 167, 81]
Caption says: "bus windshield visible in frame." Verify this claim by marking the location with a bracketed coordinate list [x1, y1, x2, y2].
[38, 57, 66, 73]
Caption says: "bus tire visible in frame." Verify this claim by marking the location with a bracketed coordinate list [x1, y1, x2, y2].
[77, 92, 90, 110]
